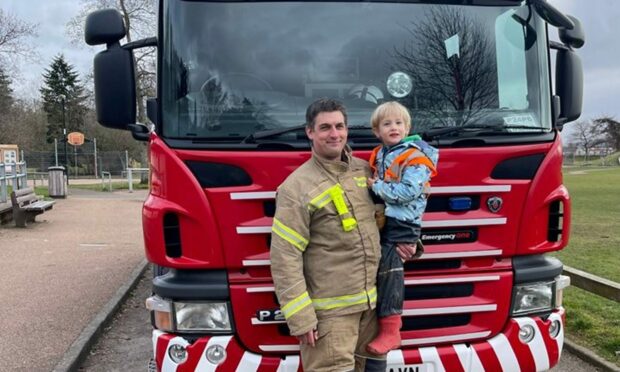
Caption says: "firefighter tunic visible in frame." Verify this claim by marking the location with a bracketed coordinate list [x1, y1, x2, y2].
[270, 146, 382, 337]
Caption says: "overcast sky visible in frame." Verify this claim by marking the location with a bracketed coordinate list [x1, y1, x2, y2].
[3, 0, 619, 129]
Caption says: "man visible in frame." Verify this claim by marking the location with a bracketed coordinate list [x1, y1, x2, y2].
[270, 98, 392, 371]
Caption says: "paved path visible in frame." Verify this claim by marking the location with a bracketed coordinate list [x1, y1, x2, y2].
[0, 188, 147, 371]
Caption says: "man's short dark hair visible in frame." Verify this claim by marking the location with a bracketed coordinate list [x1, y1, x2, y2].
[305, 98, 348, 130]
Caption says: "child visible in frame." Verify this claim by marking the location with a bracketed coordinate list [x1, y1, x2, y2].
[366, 101, 438, 355]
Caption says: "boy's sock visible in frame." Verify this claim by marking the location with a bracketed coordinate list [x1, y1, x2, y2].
[366, 314, 402, 355]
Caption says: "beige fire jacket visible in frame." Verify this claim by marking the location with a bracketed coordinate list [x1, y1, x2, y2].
[270, 147, 382, 336]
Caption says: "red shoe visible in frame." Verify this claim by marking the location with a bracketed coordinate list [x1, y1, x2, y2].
[366, 315, 402, 355]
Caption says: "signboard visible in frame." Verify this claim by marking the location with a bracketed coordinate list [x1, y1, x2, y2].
[67, 132, 85, 146]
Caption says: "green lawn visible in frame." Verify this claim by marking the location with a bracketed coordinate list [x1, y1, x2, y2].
[554, 167, 620, 365]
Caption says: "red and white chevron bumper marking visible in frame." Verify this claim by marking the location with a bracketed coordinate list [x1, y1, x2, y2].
[152, 309, 564, 372]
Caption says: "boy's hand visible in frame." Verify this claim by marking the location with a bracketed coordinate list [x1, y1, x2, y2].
[396, 243, 417, 260]
[367, 177, 376, 188]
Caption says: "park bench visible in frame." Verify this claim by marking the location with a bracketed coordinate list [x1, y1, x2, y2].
[10, 188, 55, 227]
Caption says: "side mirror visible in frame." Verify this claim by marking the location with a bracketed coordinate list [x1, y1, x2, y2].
[555, 49, 583, 125]
[85, 9, 126, 46]
[85, 9, 137, 130]
[559, 15, 585, 49]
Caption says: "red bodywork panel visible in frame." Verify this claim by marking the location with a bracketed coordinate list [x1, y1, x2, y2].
[143, 132, 570, 370]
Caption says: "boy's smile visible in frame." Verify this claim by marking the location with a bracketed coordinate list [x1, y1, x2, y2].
[374, 114, 409, 147]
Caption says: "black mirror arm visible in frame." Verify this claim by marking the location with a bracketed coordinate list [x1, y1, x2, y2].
[128, 123, 151, 142]
[122, 37, 157, 51]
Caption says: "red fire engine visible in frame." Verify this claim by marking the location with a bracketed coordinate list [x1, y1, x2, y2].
[85, 0, 584, 370]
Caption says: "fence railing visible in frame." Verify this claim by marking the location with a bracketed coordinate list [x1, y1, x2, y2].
[563, 266, 620, 303]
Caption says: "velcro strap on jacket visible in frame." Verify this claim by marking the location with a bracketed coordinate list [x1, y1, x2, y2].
[272, 218, 308, 252]
[329, 186, 357, 232]
[309, 184, 358, 232]
[312, 287, 377, 310]
[281, 291, 312, 319]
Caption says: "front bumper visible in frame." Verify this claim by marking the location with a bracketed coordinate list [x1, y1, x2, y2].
[152, 309, 564, 371]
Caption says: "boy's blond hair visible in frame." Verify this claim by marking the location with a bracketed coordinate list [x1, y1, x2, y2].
[370, 101, 412, 133]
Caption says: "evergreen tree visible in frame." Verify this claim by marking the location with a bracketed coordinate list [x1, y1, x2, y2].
[0, 65, 13, 115]
[40, 54, 87, 143]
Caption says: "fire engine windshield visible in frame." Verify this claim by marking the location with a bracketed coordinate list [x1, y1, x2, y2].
[161, 1, 552, 145]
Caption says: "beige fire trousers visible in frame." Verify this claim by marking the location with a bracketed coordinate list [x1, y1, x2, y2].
[300, 308, 387, 371]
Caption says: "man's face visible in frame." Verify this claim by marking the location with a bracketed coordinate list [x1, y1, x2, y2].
[306, 111, 348, 161]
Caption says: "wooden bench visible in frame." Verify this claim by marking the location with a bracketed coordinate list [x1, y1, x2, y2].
[10, 188, 55, 227]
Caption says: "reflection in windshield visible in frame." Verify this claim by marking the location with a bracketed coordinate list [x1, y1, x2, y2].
[161, 1, 551, 141]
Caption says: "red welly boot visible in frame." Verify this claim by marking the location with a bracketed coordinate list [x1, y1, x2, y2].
[366, 315, 402, 355]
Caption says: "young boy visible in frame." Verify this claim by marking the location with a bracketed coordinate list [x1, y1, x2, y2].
[366, 101, 438, 355]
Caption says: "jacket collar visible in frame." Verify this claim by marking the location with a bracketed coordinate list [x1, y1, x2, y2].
[312, 145, 353, 175]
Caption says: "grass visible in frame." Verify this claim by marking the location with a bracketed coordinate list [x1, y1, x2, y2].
[69, 181, 149, 192]
[555, 167, 620, 282]
[553, 167, 620, 365]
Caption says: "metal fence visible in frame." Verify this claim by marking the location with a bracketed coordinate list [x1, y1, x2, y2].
[0, 161, 28, 211]
[23, 149, 143, 178]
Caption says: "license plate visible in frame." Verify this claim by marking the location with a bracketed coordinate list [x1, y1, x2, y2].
[387, 364, 428, 372]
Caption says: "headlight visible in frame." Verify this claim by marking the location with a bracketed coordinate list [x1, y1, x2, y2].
[511, 275, 571, 316]
[175, 302, 232, 332]
[511, 281, 554, 316]
[146, 296, 232, 333]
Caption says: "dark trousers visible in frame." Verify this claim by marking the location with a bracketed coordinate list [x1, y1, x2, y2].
[376, 217, 421, 318]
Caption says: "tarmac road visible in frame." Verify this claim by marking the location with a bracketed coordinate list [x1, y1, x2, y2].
[79, 267, 601, 372]
[0, 187, 147, 371]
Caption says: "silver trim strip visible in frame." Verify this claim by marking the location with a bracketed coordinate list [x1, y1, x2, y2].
[418, 249, 503, 260]
[246, 286, 276, 293]
[405, 275, 500, 285]
[431, 185, 511, 194]
[423, 218, 507, 228]
[230, 186, 510, 200]
[401, 331, 491, 346]
[251, 318, 286, 325]
[259, 345, 300, 352]
[231, 192, 276, 200]
[403, 304, 497, 316]
[237, 218, 506, 235]
[237, 226, 272, 234]
[242, 259, 272, 267]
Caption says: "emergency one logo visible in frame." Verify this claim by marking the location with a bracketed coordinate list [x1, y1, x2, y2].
[487, 196, 503, 213]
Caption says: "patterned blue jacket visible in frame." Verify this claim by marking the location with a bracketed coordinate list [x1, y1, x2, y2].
[371, 136, 439, 225]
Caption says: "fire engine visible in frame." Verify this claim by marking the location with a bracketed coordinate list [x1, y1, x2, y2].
[85, 0, 584, 370]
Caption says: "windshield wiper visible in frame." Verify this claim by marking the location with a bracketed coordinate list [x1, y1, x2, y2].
[422, 124, 546, 140]
[241, 124, 306, 144]
[242, 124, 374, 144]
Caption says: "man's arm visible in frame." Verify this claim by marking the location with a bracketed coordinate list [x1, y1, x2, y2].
[270, 188, 318, 337]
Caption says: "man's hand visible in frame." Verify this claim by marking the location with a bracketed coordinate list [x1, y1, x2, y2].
[297, 329, 318, 347]
[367, 177, 377, 188]
[396, 243, 417, 260]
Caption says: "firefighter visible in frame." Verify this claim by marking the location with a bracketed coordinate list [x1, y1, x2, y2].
[270, 98, 415, 371]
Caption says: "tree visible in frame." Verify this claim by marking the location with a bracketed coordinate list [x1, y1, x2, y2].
[593, 116, 620, 152]
[392, 6, 497, 128]
[40, 55, 88, 143]
[0, 65, 13, 115]
[67, 0, 156, 123]
[0, 8, 38, 69]
[570, 120, 603, 162]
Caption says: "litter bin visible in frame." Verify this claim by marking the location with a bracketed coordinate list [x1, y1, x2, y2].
[48, 166, 67, 198]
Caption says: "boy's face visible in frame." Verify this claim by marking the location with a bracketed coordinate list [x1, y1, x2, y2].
[373, 114, 409, 147]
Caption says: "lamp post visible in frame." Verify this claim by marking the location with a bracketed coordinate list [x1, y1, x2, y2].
[61, 98, 69, 182]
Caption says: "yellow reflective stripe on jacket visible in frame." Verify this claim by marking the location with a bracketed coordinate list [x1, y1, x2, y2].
[272, 218, 309, 252]
[312, 287, 377, 310]
[281, 291, 312, 319]
[309, 187, 333, 210]
[329, 186, 357, 231]
[353, 176, 367, 187]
